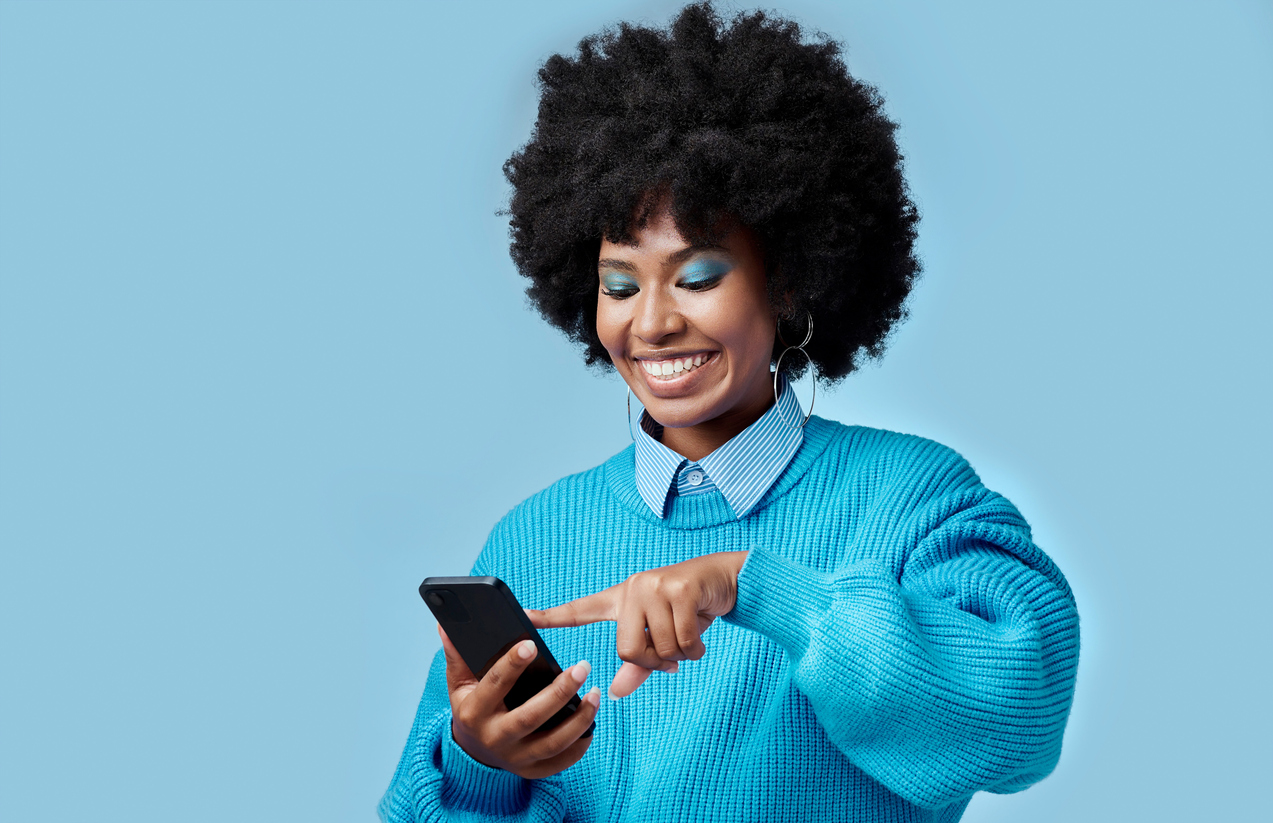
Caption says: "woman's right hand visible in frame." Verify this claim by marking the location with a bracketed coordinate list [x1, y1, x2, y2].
[439, 625, 600, 779]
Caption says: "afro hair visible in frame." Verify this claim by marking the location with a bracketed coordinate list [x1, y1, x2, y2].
[503, 2, 921, 382]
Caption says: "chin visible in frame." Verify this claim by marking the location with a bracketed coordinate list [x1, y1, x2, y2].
[640, 396, 718, 430]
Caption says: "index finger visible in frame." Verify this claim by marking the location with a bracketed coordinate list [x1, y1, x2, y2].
[527, 588, 619, 628]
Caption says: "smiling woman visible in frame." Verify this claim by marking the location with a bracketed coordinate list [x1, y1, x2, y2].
[380, 3, 1079, 821]
[596, 208, 775, 459]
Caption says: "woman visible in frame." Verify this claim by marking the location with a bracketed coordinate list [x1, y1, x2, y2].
[380, 4, 1079, 820]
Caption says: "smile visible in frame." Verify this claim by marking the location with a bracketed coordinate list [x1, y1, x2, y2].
[639, 353, 711, 378]
[633, 351, 719, 399]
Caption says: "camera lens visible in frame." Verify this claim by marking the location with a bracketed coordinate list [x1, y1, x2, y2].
[421, 588, 470, 622]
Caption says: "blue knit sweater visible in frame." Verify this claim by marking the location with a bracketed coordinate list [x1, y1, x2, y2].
[379, 417, 1080, 822]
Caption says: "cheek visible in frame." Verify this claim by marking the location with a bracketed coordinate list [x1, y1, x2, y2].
[594, 298, 626, 360]
[701, 293, 773, 365]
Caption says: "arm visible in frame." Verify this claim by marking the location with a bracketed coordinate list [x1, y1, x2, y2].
[378, 642, 587, 823]
[724, 484, 1080, 809]
[379, 515, 597, 823]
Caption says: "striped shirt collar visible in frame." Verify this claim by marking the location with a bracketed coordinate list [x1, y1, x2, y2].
[633, 375, 804, 519]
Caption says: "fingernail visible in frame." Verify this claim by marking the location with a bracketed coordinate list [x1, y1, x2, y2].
[607, 685, 621, 701]
[518, 640, 536, 660]
[571, 660, 591, 683]
[585, 686, 601, 707]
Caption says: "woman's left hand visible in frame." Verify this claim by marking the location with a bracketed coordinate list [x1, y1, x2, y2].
[527, 551, 748, 699]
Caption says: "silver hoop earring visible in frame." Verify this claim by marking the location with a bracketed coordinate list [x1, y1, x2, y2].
[773, 311, 815, 428]
[626, 388, 636, 441]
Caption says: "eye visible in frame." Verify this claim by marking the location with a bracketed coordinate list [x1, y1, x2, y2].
[599, 271, 639, 299]
[678, 259, 731, 291]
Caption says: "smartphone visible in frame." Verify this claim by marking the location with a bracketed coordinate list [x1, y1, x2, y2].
[420, 576, 593, 735]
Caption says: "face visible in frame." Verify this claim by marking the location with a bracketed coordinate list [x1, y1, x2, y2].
[596, 208, 777, 435]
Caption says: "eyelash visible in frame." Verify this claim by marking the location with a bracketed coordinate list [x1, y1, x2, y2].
[600, 271, 726, 299]
[679, 273, 724, 292]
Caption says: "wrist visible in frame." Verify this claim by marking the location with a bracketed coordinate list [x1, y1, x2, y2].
[724, 547, 834, 656]
[451, 718, 504, 771]
[440, 727, 528, 811]
[722, 550, 749, 609]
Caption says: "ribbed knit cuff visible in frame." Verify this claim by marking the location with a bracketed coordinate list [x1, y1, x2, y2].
[724, 547, 835, 659]
[439, 724, 529, 814]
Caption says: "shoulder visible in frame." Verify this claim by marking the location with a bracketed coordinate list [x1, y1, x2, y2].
[819, 418, 1044, 541]
[794, 416, 1027, 533]
[809, 418, 1065, 586]
[807, 416, 982, 492]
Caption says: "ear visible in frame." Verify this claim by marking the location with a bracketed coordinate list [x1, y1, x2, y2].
[774, 290, 797, 322]
[773, 292, 801, 335]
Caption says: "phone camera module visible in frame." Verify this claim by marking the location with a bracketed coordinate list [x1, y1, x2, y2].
[424, 589, 472, 623]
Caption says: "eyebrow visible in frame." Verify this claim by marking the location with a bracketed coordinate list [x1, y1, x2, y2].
[665, 242, 727, 266]
[597, 243, 728, 274]
[597, 258, 638, 273]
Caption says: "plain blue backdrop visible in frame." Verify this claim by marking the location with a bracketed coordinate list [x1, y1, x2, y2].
[1, 1, 1269, 820]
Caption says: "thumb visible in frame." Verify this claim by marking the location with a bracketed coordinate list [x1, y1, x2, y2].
[607, 659, 678, 700]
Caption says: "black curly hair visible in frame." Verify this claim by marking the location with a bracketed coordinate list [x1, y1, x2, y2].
[503, 2, 920, 382]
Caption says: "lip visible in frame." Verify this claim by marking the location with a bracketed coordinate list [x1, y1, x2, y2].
[632, 351, 719, 398]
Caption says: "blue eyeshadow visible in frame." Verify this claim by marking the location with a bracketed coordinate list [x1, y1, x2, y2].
[600, 272, 639, 291]
[680, 259, 731, 284]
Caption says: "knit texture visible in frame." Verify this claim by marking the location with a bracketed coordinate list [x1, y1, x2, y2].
[379, 417, 1080, 822]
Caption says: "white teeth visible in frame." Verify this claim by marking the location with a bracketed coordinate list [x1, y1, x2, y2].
[639, 354, 710, 378]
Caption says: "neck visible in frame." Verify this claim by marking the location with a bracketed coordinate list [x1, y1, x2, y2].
[658, 385, 774, 461]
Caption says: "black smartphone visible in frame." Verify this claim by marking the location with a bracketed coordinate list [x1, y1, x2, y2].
[420, 576, 593, 735]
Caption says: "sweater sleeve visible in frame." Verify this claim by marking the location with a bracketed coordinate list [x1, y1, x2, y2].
[379, 503, 575, 822]
[377, 646, 571, 823]
[722, 454, 1080, 809]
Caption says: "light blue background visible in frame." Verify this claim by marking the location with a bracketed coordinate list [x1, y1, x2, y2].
[1, 1, 1269, 820]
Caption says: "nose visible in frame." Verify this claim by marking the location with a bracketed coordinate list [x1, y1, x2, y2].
[632, 285, 686, 343]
